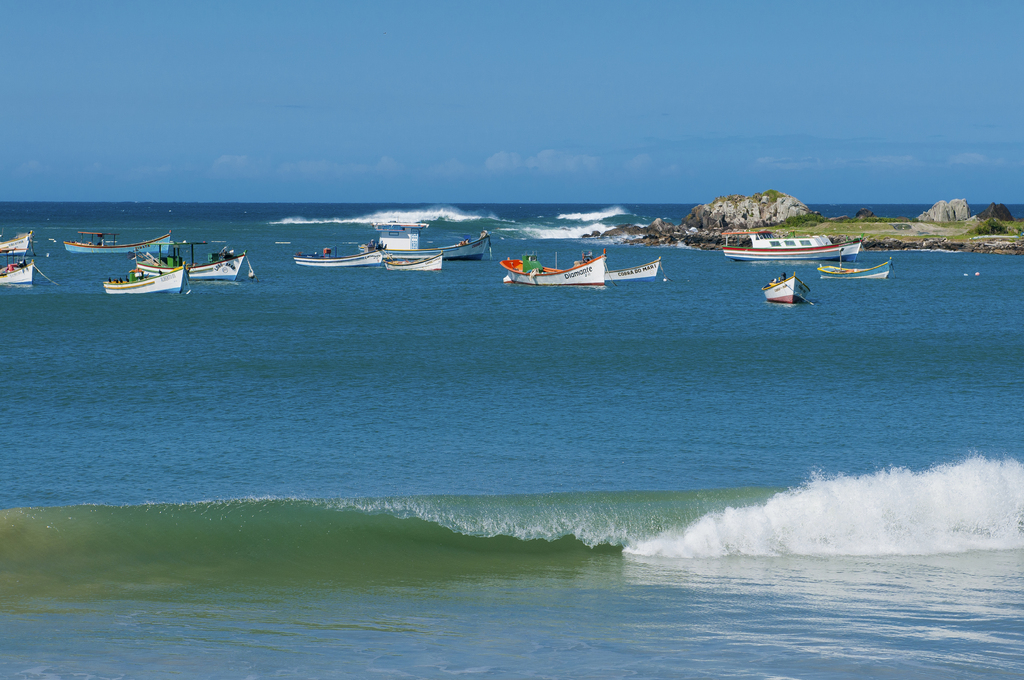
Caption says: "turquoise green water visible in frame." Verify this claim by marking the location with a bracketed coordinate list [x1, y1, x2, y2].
[2, 202, 1023, 678]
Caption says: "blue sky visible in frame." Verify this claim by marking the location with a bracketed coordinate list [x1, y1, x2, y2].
[3, 1, 1022, 203]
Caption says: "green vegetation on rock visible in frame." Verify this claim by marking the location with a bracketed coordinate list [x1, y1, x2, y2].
[968, 219, 1019, 236]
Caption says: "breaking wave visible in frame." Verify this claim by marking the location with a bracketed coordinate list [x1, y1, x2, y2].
[518, 224, 621, 239]
[557, 207, 629, 221]
[270, 206, 500, 226]
[626, 457, 1024, 558]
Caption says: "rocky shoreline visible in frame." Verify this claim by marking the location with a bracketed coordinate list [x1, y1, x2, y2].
[587, 193, 1024, 255]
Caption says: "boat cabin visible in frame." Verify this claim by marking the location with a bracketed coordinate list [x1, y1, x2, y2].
[724, 231, 834, 248]
[521, 253, 544, 273]
[370, 222, 428, 250]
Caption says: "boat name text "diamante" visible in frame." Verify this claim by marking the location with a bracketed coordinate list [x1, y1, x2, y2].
[564, 266, 593, 280]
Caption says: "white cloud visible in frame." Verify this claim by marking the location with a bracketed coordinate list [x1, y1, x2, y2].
[486, 149, 599, 174]
[625, 154, 653, 172]
[949, 153, 988, 165]
[208, 155, 269, 179]
[14, 160, 48, 176]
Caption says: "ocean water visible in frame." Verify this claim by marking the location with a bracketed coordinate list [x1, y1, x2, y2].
[2, 202, 1023, 679]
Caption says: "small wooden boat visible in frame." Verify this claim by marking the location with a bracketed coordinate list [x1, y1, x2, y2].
[0, 231, 33, 255]
[0, 259, 34, 285]
[103, 266, 189, 294]
[724, 231, 860, 262]
[606, 257, 662, 282]
[501, 252, 606, 286]
[384, 252, 443, 271]
[818, 259, 892, 279]
[360, 223, 490, 260]
[294, 249, 384, 267]
[762, 272, 810, 304]
[137, 242, 250, 280]
[65, 231, 172, 254]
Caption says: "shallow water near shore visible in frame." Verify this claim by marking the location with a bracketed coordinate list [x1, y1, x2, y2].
[2, 202, 1023, 678]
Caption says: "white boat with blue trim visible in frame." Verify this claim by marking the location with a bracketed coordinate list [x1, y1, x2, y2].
[724, 231, 860, 261]
[606, 257, 662, 282]
[0, 259, 34, 285]
[360, 223, 490, 260]
[65, 231, 172, 254]
[137, 242, 250, 281]
[103, 266, 190, 294]
[818, 259, 892, 279]
[294, 248, 384, 267]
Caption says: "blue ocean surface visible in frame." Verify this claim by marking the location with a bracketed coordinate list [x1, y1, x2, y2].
[2, 202, 1023, 679]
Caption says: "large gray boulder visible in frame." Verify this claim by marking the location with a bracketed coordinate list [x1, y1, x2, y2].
[917, 199, 970, 222]
[681, 190, 811, 232]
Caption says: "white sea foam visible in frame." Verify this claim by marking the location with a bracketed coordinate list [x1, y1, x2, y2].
[626, 457, 1024, 558]
[519, 223, 616, 239]
[270, 206, 499, 226]
[557, 206, 629, 221]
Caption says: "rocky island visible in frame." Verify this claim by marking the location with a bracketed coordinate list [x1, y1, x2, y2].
[590, 192, 1024, 255]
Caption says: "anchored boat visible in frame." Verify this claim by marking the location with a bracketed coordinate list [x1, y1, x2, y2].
[384, 253, 443, 271]
[501, 252, 606, 286]
[0, 231, 33, 256]
[294, 249, 384, 267]
[606, 256, 662, 282]
[65, 231, 172, 254]
[818, 259, 892, 279]
[762, 272, 811, 304]
[137, 242, 250, 281]
[0, 259, 34, 285]
[103, 266, 190, 294]
[724, 231, 860, 262]
[360, 223, 490, 260]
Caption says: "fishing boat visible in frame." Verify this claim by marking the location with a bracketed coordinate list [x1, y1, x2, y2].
[762, 272, 811, 304]
[294, 248, 384, 267]
[0, 231, 33, 255]
[103, 266, 189, 294]
[383, 253, 443, 271]
[606, 256, 662, 282]
[65, 231, 172, 254]
[360, 223, 490, 260]
[136, 241, 250, 280]
[0, 258, 34, 285]
[818, 258, 892, 279]
[501, 252, 607, 286]
[723, 231, 860, 261]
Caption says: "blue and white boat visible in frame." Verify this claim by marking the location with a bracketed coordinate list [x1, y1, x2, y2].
[723, 231, 860, 262]
[360, 223, 490, 260]
[64, 231, 172, 254]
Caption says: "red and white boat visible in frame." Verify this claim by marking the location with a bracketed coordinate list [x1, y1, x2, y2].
[762, 273, 811, 304]
[724, 231, 860, 261]
[501, 253, 606, 286]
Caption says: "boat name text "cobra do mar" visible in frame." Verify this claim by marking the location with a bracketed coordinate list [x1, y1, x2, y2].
[564, 265, 593, 280]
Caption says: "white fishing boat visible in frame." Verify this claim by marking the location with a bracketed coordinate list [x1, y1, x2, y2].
[0, 231, 33, 255]
[136, 242, 250, 281]
[384, 253, 443, 271]
[818, 259, 892, 279]
[103, 266, 190, 294]
[360, 223, 490, 260]
[724, 231, 860, 261]
[294, 249, 384, 267]
[762, 272, 811, 304]
[0, 259, 34, 285]
[606, 257, 662, 282]
[501, 252, 607, 286]
[65, 231, 172, 254]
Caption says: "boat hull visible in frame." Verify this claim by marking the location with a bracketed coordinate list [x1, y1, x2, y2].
[818, 259, 891, 279]
[367, 234, 490, 261]
[0, 232, 32, 255]
[65, 233, 172, 254]
[103, 267, 189, 294]
[763, 275, 810, 304]
[725, 240, 860, 262]
[606, 258, 661, 282]
[295, 251, 384, 267]
[384, 253, 443, 271]
[138, 253, 248, 280]
[0, 261, 33, 284]
[501, 255, 607, 286]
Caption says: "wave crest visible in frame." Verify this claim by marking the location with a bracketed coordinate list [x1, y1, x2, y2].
[626, 457, 1024, 559]
[270, 206, 499, 226]
[557, 207, 628, 221]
